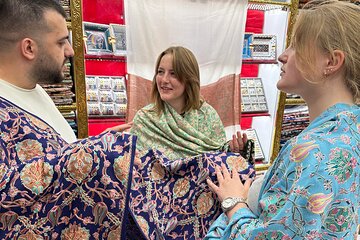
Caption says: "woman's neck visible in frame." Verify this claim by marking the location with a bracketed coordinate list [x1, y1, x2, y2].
[303, 78, 354, 122]
[166, 101, 185, 114]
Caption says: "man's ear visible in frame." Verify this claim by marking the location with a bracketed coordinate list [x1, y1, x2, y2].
[20, 38, 37, 60]
[324, 49, 345, 74]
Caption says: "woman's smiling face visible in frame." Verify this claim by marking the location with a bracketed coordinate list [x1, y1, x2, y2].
[156, 53, 186, 113]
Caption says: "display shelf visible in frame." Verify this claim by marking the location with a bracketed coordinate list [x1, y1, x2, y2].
[240, 0, 299, 171]
[88, 116, 126, 119]
[88, 118, 125, 136]
[249, 0, 292, 6]
[241, 112, 271, 118]
[82, 0, 127, 136]
[242, 59, 278, 64]
[85, 54, 127, 62]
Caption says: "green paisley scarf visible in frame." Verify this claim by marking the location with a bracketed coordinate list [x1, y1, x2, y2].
[130, 102, 227, 159]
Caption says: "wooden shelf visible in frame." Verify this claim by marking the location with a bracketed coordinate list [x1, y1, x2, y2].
[88, 116, 126, 120]
[285, 98, 306, 105]
[242, 59, 278, 64]
[249, 0, 292, 7]
[57, 103, 77, 112]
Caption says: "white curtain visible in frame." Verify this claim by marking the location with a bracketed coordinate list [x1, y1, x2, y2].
[125, 0, 247, 85]
[124, 0, 248, 138]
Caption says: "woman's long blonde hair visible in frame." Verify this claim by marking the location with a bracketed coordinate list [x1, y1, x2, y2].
[291, 0, 360, 102]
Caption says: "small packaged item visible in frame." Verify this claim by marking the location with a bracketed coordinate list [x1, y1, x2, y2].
[112, 76, 126, 91]
[100, 103, 115, 115]
[87, 102, 101, 116]
[113, 91, 127, 104]
[99, 90, 114, 102]
[85, 76, 98, 90]
[86, 90, 99, 102]
[97, 76, 112, 90]
[114, 103, 127, 117]
[241, 78, 268, 113]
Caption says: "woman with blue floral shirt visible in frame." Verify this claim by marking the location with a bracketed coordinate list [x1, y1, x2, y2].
[206, 1, 360, 239]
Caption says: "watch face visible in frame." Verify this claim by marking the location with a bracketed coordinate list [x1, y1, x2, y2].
[221, 197, 246, 212]
[222, 198, 235, 210]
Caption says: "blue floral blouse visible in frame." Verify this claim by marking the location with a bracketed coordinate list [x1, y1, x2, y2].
[205, 103, 360, 240]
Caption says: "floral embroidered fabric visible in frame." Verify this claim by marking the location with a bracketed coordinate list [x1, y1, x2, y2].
[130, 102, 228, 160]
[0, 97, 136, 239]
[0, 96, 256, 239]
[205, 103, 360, 240]
[130, 150, 255, 239]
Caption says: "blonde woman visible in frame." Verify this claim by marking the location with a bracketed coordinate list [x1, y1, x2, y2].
[206, 1, 360, 239]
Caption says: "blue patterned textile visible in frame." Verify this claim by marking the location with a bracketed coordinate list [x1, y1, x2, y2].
[0, 96, 255, 239]
[0, 97, 136, 239]
[130, 150, 255, 239]
[205, 103, 360, 240]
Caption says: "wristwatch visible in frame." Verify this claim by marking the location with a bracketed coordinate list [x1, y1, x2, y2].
[221, 197, 247, 212]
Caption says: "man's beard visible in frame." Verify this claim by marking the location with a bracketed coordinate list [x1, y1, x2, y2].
[32, 54, 66, 85]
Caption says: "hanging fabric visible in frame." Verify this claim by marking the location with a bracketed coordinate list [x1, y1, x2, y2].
[125, 0, 248, 139]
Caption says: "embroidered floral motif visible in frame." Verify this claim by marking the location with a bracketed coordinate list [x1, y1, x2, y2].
[260, 192, 287, 221]
[108, 226, 121, 240]
[0, 211, 18, 231]
[253, 230, 292, 240]
[26, 114, 50, 131]
[226, 156, 249, 171]
[93, 202, 108, 225]
[196, 191, 214, 215]
[16, 139, 44, 162]
[136, 215, 150, 237]
[324, 204, 354, 232]
[173, 178, 190, 198]
[18, 230, 44, 240]
[67, 149, 93, 183]
[61, 223, 90, 240]
[20, 160, 53, 195]
[0, 108, 10, 122]
[47, 206, 62, 227]
[307, 193, 333, 214]
[0, 163, 10, 191]
[114, 153, 130, 184]
[150, 161, 166, 180]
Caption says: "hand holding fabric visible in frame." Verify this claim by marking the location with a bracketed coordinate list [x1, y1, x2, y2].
[229, 131, 247, 153]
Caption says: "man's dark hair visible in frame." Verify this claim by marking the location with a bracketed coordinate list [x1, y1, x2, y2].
[0, 0, 66, 48]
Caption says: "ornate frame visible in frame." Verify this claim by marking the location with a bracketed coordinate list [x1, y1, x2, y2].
[249, 0, 299, 171]
[70, 0, 88, 138]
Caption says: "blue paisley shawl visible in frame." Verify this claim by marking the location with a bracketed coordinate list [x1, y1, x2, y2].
[130, 150, 255, 240]
[205, 103, 360, 240]
[0, 97, 136, 239]
[128, 102, 256, 239]
[0, 96, 256, 239]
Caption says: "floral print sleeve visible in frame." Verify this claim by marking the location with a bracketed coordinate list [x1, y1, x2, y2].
[205, 104, 360, 240]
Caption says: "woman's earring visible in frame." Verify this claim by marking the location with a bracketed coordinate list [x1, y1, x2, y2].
[324, 68, 333, 77]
